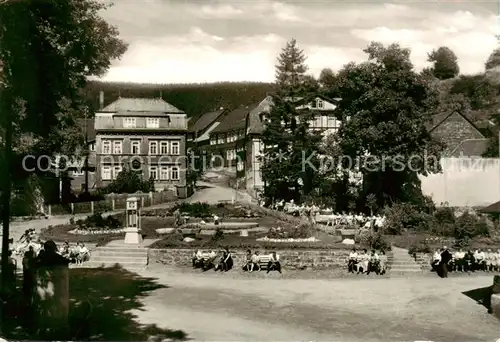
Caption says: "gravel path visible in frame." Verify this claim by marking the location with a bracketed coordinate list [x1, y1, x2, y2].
[131, 266, 500, 342]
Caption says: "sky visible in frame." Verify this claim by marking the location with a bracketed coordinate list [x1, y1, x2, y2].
[99, 0, 500, 84]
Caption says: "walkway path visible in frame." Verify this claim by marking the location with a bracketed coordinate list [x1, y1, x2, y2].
[131, 266, 499, 341]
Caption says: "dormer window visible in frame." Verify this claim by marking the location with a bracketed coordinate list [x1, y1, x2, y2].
[317, 99, 324, 109]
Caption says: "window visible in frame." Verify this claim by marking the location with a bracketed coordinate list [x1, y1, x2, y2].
[171, 166, 180, 180]
[131, 140, 140, 154]
[160, 166, 169, 180]
[149, 166, 158, 180]
[149, 141, 157, 155]
[113, 165, 122, 179]
[89, 143, 95, 152]
[317, 99, 324, 108]
[102, 140, 111, 154]
[160, 141, 169, 154]
[113, 140, 122, 154]
[210, 138, 216, 145]
[123, 117, 136, 128]
[72, 170, 84, 177]
[237, 160, 244, 171]
[170, 141, 180, 155]
[217, 136, 224, 144]
[101, 166, 112, 180]
[146, 118, 160, 128]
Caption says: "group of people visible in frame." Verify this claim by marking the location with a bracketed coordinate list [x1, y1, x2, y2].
[348, 248, 388, 275]
[192, 247, 233, 271]
[242, 249, 282, 273]
[191, 248, 282, 273]
[266, 200, 386, 230]
[432, 247, 500, 277]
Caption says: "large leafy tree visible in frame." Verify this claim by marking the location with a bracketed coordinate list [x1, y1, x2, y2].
[0, 0, 127, 289]
[427, 46, 460, 80]
[261, 39, 322, 202]
[329, 42, 443, 210]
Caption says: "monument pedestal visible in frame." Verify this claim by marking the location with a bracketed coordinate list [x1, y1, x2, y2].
[124, 228, 143, 244]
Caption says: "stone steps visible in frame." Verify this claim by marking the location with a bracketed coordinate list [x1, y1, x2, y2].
[388, 247, 424, 275]
[76, 245, 149, 272]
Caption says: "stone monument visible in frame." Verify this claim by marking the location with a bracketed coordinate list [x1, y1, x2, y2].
[32, 240, 70, 340]
[123, 196, 143, 244]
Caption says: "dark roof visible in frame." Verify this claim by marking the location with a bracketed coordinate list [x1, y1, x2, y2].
[448, 138, 489, 157]
[480, 200, 500, 213]
[428, 110, 483, 136]
[100, 98, 184, 114]
[211, 104, 259, 134]
[189, 109, 226, 134]
[247, 96, 273, 135]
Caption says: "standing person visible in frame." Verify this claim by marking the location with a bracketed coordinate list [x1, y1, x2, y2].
[379, 250, 388, 275]
[222, 247, 233, 271]
[438, 246, 452, 278]
[22, 246, 36, 304]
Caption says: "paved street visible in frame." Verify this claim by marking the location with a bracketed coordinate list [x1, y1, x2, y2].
[132, 267, 500, 342]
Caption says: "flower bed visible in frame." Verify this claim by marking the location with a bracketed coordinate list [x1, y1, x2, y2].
[69, 228, 126, 235]
[141, 202, 261, 219]
[256, 237, 319, 243]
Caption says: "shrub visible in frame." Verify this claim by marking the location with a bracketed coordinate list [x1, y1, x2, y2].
[383, 203, 435, 235]
[211, 228, 224, 243]
[103, 166, 153, 194]
[434, 206, 455, 224]
[77, 213, 122, 230]
[454, 211, 489, 240]
[173, 202, 211, 217]
[408, 241, 431, 255]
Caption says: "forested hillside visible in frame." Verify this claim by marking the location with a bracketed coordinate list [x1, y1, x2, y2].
[84, 81, 274, 118]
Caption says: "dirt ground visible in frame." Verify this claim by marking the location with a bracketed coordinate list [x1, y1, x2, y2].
[131, 266, 500, 342]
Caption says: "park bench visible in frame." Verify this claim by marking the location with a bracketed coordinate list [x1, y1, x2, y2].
[256, 254, 281, 272]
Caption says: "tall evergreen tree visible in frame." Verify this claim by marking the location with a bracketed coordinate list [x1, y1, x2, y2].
[261, 39, 322, 203]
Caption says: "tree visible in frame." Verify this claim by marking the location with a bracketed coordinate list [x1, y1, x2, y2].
[485, 48, 500, 71]
[427, 46, 459, 80]
[328, 42, 444, 209]
[0, 0, 126, 291]
[261, 39, 322, 202]
[104, 166, 151, 194]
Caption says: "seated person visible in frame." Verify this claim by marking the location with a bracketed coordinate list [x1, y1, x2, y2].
[367, 250, 380, 275]
[213, 214, 220, 226]
[486, 249, 495, 272]
[453, 248, 466, 272]
[221, 248, 233, 272]
[192, 249, 203, 268]
[356, 249, 369, 274]
[474, 249, 486, 271]
[267, 251, 281, 273]
[464, 250, 474, 272]
[378, 250, 387, 275]
[249, 251, 261, 272]
[203, 250, 218, 270]
[242, 249, 252, 271]
[348, 248, 358, 273]
[60, 241, 71, 258]
[74, 242, 90, 264]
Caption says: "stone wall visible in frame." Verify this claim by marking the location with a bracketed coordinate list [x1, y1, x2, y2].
[149, 248, 351, 270]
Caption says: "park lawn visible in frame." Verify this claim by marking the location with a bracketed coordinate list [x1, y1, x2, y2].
[387, 233, 500, 251]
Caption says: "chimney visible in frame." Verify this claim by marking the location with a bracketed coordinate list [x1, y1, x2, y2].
[99, 91, 104, 110]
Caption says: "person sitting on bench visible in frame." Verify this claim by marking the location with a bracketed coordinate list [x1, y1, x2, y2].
[249, 251, 260, 272]
[267, 251, 281, 273]
[222, 247, 233, 271]
[242, 249, 252, 271]
[348, 248, 358, 273]
[192, 249, 203, 268]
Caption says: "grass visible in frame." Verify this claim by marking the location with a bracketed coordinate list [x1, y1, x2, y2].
[3, 266, 188, 341]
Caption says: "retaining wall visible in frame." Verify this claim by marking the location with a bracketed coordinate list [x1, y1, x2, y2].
[149, 248, 351, 270]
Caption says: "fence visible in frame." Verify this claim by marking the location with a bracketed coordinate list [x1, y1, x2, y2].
[44, 190, 177, 216]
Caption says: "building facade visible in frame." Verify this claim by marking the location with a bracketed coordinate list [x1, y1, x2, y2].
[244, 95, 340, 198]
[208, 104, 257, 171]
[94, 97, 189, 198]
